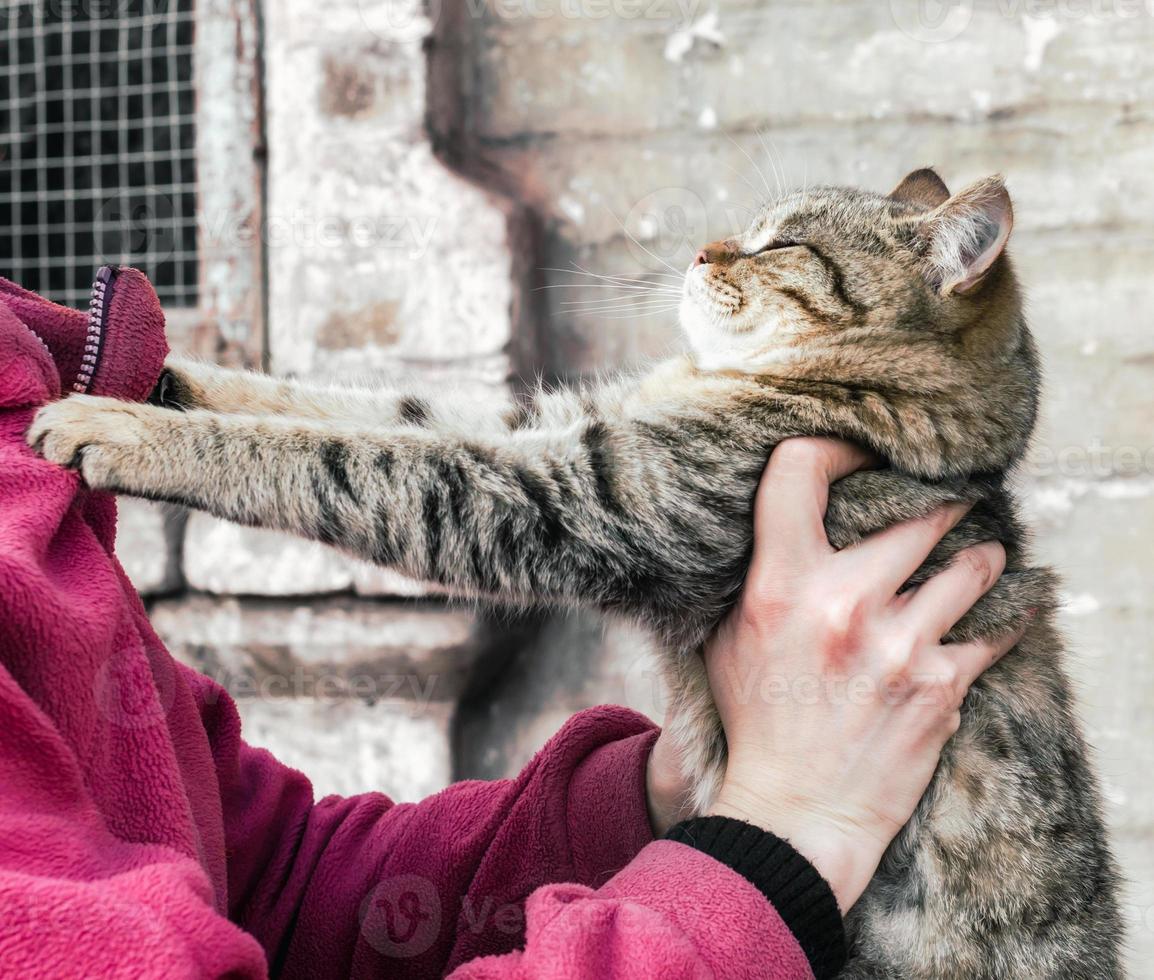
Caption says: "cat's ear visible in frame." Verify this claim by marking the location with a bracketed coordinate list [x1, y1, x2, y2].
[888, 167, 951, 209]
[919, 175, 1013, 296]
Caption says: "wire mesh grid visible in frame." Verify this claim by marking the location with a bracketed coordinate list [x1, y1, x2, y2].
[0, 0, 198, 307]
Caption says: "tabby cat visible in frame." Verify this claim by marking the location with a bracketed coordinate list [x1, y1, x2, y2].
[29, 169, 1123, 977]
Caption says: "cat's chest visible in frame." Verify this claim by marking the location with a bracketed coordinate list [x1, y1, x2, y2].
[625, 357, 757, 418]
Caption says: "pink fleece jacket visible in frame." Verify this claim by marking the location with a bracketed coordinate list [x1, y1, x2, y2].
[0, 272, 817, 979]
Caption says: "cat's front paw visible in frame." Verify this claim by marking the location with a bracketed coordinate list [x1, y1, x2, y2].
[26, 394, 152, 491]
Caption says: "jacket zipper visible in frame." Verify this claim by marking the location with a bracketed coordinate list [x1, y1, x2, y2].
[76, 265, 118, 394]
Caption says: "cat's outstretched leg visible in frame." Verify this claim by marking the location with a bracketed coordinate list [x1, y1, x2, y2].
[26, 393, 756, 622]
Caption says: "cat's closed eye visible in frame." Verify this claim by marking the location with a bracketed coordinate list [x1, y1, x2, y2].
[752, 237, 798, 252]
[754, 240, 802, 255]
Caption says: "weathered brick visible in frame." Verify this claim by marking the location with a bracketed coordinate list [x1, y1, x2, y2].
[115, 498, 184, 596]
[235, 697, 453, 800]
[149, 595, 499, 703]
[181, 513, 443, 597]
[182, 514, 354, 596]
[464, 4, 1154, 139]
[456, 613, 662, 780]
[263, 0, 526, 385]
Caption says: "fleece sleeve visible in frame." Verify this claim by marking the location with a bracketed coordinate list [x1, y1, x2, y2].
[447, 841, 819, 980]
[193, 665, 840, 980]
[189, 665, 665, 979]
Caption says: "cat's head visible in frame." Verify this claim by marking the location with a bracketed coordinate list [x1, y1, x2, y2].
[680, 169, 1038, 478]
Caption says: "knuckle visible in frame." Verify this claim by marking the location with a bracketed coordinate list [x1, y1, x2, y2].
[738, 583, 788, 632]
[877, 623, 921, 665]
[770, 438, 829, 477]
[879, 645, 915, 687]
[940, 657, 962, 685]
[738, 571, 793, 630]
[956, 547, 995, 587]
[818, 590, 868, 645]
[882, 651, 914, 681]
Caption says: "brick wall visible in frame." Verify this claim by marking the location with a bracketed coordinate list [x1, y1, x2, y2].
[117, 0, 1154, 963]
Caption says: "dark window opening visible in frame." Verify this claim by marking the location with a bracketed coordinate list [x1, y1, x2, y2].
[0, 0, 198, 307]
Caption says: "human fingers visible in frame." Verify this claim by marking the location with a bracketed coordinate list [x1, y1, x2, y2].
[898, 540, 1006, 641]
[839, 501, 971, 599]
[752, 438, 877, 570]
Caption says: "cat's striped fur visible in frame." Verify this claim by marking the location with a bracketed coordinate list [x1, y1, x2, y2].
[30, 170, 1123, 977]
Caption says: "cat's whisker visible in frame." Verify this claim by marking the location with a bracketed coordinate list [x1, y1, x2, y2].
[714, 158, 767, 208]
[539, 280, 682, 293]
[755, 128, 786, 199]
[540, 285, 683, 295]
[570, 307, 683, 318]
[772, 140, 794, 198]
[568, 266, 684, 291]
[563, 306, 681, 320]
[566, 263, 685, 284]
[560, 296, 683, 311]
[562, 294, 683, 310]
[594, 306, 681, 320]
[725, 133, 774, 200]
[604, 213, 687, 278]
[541, 266, 684, 290]
[559, 293, 683, 309]
[558, 289, 680, 302]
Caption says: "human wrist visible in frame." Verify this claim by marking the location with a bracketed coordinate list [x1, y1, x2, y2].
[665, 815, 848, 978]
[707, 784, 885, 913]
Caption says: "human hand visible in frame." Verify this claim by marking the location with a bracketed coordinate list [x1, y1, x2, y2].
[703, 438, 1025, 912]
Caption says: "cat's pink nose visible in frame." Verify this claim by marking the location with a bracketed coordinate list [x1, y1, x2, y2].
[692, 240, 735, 267]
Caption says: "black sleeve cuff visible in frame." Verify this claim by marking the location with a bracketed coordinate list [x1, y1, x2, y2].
[665, 815, 847, 979]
